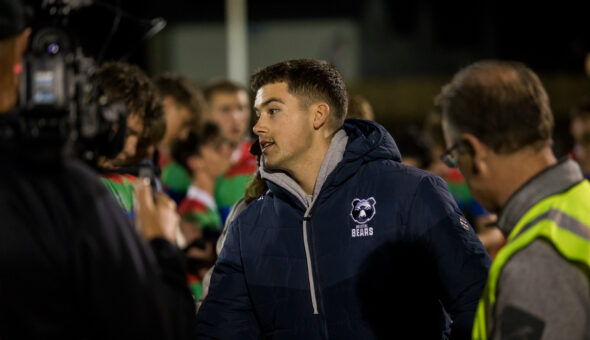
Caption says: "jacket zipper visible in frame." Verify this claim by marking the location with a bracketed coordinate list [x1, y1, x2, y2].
[306, 212, 331, 339]
[302, 209, 319, 314]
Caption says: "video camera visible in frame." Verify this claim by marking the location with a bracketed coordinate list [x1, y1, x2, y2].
[17, 0, 165, 163]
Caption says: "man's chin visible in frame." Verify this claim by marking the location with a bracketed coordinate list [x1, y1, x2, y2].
[262, 157, 284, 172]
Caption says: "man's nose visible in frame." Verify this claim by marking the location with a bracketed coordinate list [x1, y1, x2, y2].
[253, 115, 266, 136]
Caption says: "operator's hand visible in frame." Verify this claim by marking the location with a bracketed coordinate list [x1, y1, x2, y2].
[134, 179, 179, 244]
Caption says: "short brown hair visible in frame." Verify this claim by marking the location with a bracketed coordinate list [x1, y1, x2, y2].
[203, 80, 247, 103]
[251, 59, 348, 129]
[95, 61, 165, 161]
[436, 60, 553, 153]
[154, 73, 206, 128]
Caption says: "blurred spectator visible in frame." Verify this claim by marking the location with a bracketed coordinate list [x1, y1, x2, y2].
[172, 122, 232, 301]
[203, 80, 257, 223]
[94, 61, 165, 219]
[570, 96, 590, 178]
[347, 93, 375, 120]
[437, 60, 590, 339]
[197, 142, 266, 309]
[393, 125, 432, 169]
[154, 73, 206, 203]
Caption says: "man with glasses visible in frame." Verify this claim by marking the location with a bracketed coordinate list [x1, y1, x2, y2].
[437, 60, 590, 340]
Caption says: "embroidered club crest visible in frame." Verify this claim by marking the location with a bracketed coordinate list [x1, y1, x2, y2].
[350, 197, 376, 224]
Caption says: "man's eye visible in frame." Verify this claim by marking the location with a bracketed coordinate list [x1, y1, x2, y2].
[269, 109, 279, 115]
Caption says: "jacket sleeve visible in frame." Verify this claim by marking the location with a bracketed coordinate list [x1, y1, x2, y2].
[408, 175, 491, 340]
[149, 238, 198, 339]
[74, 191, 181, 339]
[196, 217, 260, 339]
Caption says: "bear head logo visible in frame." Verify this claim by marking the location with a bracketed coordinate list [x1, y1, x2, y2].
[350, 197, 376, 224]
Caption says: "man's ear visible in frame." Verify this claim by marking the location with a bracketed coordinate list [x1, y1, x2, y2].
[461, 133, 489, 177]
[312, 103, 330, 129]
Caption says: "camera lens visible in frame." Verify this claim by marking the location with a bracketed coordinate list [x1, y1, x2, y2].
[47, 43, 60, 55]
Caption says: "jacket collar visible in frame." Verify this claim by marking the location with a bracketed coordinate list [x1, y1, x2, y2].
[259, 129, 348, 209]
[498, 158, 584, 236]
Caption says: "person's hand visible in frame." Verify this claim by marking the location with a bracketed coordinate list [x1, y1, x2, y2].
[186, 240, 215, 262]
[134, 178, 179, 244]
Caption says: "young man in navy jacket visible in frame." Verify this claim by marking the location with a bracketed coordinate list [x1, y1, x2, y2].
[197, 59, 491, 339]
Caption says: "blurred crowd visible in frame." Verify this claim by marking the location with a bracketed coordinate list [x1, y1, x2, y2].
[2, 0, 590, 339]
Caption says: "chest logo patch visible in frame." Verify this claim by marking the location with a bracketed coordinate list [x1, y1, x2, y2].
[350, 197, 376, 237]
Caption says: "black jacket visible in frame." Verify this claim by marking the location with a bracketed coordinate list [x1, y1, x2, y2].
[0, 115, 196, 339]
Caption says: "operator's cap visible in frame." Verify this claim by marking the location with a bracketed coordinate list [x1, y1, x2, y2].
[0, 0, 26, 40]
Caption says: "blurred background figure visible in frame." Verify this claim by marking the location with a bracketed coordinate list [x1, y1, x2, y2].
[203, 80, 257, 223]
[154, 73, 207, 203]
[347, 93, 375, 120]
[570, 96, 590, 179]
[171, 122, 232, 301]
[93, 61, 166, 219]
[392, 124, 432, 169]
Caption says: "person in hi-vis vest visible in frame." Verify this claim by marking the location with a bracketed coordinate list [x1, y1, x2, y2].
[437, 60, 590, 340]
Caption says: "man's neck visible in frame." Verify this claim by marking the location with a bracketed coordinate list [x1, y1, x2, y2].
[194, 172, 215, 197]
[494, 146, 557, 211]
[289, 134, 333, 195]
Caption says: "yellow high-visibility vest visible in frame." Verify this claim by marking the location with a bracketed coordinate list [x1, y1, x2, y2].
[473, 180, 590, 340]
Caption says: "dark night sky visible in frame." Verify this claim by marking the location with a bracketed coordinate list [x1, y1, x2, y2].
[127, 0, 590, 73]
[25, 0, 590, 73]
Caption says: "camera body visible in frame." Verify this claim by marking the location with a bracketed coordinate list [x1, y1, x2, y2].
[18, 0, 127, 161]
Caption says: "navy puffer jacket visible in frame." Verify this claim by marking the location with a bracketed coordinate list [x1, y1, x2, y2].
[197, 119, 490, 339]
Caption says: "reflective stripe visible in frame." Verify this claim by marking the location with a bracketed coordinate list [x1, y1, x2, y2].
[472, 299, 487, 340]
[515, 208, 590, 241]
[303, 209, 319, 314]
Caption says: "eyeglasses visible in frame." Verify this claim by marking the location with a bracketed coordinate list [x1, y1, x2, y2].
[440, 142, 462, 168]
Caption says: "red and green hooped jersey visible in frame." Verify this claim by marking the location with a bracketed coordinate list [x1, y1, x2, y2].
[159, 153, 192, 204]
[178, 185, 222, 232]
[214, 140, 257, 224]
[187, 272, 203, 302]
[99, 173, 138, 219]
